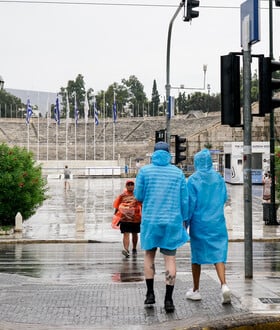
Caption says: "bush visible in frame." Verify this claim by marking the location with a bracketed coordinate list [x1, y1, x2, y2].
[0, 143, 48, 226]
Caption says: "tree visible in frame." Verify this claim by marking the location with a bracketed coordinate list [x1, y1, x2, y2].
[59, 74, 86, 119]
[177, 92, 188, 114]
[0, 89, 24, 118]
[180, 92, 221, 113]
[121, 75, 147, 117]
[151, 80, 160, 116]
[0, 143, 48, 226]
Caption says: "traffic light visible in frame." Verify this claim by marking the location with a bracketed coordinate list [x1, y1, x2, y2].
[220, 53, 241, 127]
[155, 129, 166, 143]
[175, 135, 186, 164]
[276, 0, 280, 6]
[183, 0, 200, 22]
[259, 56, 280, 115]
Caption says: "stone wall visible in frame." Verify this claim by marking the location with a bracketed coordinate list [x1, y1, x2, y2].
[0, 108, 279, 165]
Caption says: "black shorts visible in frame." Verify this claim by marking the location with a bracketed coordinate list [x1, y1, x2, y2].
[120, 222, 140, 234]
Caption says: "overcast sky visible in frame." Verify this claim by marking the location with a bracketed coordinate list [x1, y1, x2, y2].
[1, 0, 280, 100]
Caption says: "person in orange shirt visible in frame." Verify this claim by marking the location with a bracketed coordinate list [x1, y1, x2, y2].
[113, 180, 141, 257]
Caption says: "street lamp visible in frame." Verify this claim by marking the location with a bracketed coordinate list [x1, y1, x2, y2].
[207, 83, 211, 114]
[0, 75, 4, 90]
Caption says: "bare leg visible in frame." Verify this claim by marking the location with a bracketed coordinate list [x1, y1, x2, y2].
[214, 262, 226, 286]
[164, 255, 176, 285]
[144, 250, 156, 279]
[123, 232, 130, 251]
[132, 233, 138, 250]
[191, 263, 201, 291]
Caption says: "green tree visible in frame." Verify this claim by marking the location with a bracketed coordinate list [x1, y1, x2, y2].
[59, 74, 86, 119]
[183, 92, 221, 113]
[151, 79, 160, 116]
[0, 143, 48, 226]
[0, 89, 24, 118]
[177, 92, 188, 114]
[121, 75, 147, 116]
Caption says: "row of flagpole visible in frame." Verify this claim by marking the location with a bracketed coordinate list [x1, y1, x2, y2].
[24, 91, 117, 161]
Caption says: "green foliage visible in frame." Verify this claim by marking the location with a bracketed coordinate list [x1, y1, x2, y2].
[180, 92, 221, 113]
[0, 143, 48, 226]
[151, 80, 160, 116]
[0, 90, 24, 117]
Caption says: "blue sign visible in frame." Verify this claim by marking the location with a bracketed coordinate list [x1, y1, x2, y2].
[240, 0, 260, 46]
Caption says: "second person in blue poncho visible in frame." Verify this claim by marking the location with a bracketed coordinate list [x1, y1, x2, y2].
[134, 141, 189, 313]
[185, 149, 231, 304]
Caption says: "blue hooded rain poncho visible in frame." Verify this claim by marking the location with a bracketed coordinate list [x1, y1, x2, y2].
[186, 149, 228, 264]
[134, 149, 189, 251]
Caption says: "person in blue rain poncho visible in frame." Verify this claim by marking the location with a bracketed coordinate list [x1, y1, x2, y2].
[185, 149, 231, 304]
[134, 141, 189, 313]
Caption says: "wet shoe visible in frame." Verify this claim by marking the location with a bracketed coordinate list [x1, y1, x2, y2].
[132, 248, 137, 254]
[221, 284, 231, 304]
[144, 292, 155, 307]
[186, 288, 202, 301]
[122, 249, 129, 258]
[164, 299, 175, 313]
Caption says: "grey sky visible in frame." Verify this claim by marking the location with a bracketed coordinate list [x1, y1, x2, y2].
[1, 0, 280, 100]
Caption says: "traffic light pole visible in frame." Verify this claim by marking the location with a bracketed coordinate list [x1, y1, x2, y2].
[166, 1, 184, 145]
[269, 0, 278, 224]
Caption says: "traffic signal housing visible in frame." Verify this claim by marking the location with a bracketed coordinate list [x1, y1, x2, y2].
[259, 56, 280, 115]
[220, 53, 241, 127]
[183, 0, 200, 22]
[175, 135, 186, 165]
[155, 129, 166, 143]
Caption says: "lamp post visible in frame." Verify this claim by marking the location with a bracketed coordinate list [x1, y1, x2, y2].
[0, 75, 4, 90]
[207, 84, 211, 114]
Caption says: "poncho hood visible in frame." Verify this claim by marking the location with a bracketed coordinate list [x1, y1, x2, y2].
[151, 150, 171, 166]
[194, 149, 213, 172]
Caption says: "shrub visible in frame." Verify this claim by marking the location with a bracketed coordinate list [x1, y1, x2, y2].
[0, 143, 48, 226]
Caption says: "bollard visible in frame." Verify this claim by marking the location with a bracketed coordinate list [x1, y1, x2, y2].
[15, 212, 23, 232]
[76, 205, 85, 232]
[224, 205, 233, 231]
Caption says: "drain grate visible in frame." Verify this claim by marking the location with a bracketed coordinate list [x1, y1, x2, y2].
[259, 297, 280, 304]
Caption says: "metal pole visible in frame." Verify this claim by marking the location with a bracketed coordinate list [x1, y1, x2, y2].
[166, 1, 184, 145]
[242, 16, 253, 278]
[269, 0, 278, 224]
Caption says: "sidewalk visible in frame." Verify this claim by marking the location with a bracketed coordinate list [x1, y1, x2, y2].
[0, 178, 280, 329]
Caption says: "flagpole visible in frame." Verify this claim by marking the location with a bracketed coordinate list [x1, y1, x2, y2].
[84, 115, 87, 161]
[37, 92, 40, 160]
[46, 98, 49, 161]
[73, 91, 77, 160]
[113, 91, 116, 161]
[37, 112, 40, 160]
[56, 119, 58, 160]
[26, 98, 33, 152]
[103, 91, 106, 160]
[93, 95, 99, 160]
[94, 100, 96, 160]
[66, 91, 70, 161]
[84, 91, 89, 161]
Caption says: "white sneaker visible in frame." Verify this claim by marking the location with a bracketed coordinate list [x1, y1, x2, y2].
[221, 284, 231, 304]
[186, 288, 202, 301]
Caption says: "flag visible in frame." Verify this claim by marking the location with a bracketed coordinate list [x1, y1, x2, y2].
[54, 96, 60, 125]
[84, 93, 89, 123]
[66, 92, 70, 126]
[113, 100, 117, 123]
[25, 99, 33, 124]
[93, 97, 99, 125]
[73, 93, 78, 124]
